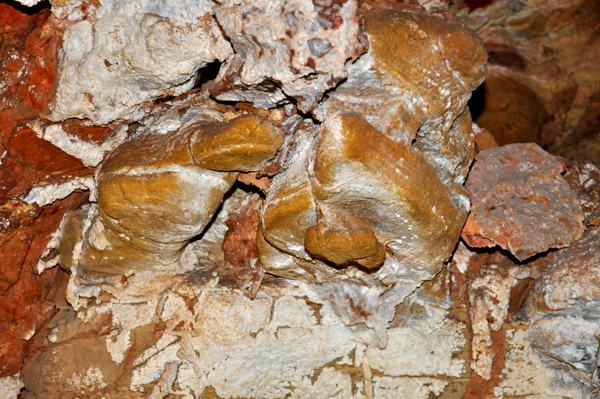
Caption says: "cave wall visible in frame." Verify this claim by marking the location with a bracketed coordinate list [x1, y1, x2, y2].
[0, 0, 599, 398]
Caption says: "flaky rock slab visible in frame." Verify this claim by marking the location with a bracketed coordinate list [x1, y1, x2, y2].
[462, 143, 584, 260]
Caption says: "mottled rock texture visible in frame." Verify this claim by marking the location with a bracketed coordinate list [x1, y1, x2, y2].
[462, 143, 585, 260]
[316, 2, 486, 188]
[522, 227, 600, 393]
[564, 161, 600, 226]
[209, 0, 367, 112]
[2, 0, 599, 397]
[22, 265, 469, 399]
[257, 5, 486, 328]
[0, 2, 97, 378]
[48, 0, 233, 124]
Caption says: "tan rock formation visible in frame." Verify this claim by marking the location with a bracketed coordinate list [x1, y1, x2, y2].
[58, 100, 284, 275]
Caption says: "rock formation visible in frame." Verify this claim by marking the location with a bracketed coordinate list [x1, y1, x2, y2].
[0, 0, 599, 398]
[462, 143, 585, 260]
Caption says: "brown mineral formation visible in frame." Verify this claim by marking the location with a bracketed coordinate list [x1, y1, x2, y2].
[317, 3, 486, 187]
[3, 0, 599, 396]
[563, 161, 600, 226]
[309, 113, 465, 278]
[462, 143, 585, 260]
[58, 105, 284, 275]
[259, 3, 486, 289]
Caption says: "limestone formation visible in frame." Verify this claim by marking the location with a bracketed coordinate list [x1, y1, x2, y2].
[255, 4, 486, 331]
[58, 97, 284, 275]
[209, 0, 367, 112]
[260, 113, 470, 286]
[522, 228, 600, 392]
[35, 0, 486, 354]
[460, 0, 600, 163]
[3, 0, 599, 397]
[462, 143, 585, 260]
[48, 0, 233, 124]
[315, 3, 487, 188]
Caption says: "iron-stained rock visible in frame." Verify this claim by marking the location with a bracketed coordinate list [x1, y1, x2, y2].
[462, 143, 585, 260]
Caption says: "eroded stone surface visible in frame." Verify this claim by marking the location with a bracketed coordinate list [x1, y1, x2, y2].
[256, 2, 485, 334]
[0, 375, 23, 399]
[210, 0, 367, 112]
[497, 328, 586, 398]
[8, 0, 598, 397]
[462, 143, 585, 260]
[564, 161, 600, 226]
[469, 263, 538, 380]
[48, 0, 233, 124]
[22, 263, 469, 398]
[524, 228, 600, 327]
[316, 3, 486, 188]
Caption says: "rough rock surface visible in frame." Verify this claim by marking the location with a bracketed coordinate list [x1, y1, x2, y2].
[468, 263, 538, 380]
[462, 143, 585, 260]
[57, 95, 284, 275]
[22, 262, 470, 399]
[209, 0, 367, 112]
[521, 228, 600, 395]
[0, 2, 102, 379]
[2, 0, 599, 397]
[316, 2, 486, 188]
[564, 161, 600, 226]
[458, 0, 600, 164]
[255, 3, 486, 334]
[48, 0, 233, 124]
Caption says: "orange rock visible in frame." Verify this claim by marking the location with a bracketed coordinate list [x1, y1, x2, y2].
[59, 111, 284, 275]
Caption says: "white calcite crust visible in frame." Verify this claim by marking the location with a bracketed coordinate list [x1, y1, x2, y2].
[0, 376, 24, 399]
[45, 259, 469, 399]
[49, 0, 232, 124]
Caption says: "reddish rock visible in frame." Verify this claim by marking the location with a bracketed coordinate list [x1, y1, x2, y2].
[0, 3, 37, 35]
[7, 126, 88, 177]
[0, 192, 89, 377]
[223, 194, 261, 268]
[473, 126, 498, 153]
[60, 119, 115, 144]
[462, 143, 585, 260]
[221, 194, 265, 299]
[0, 5, 62, 115]
[0, 4, 101, 379]
[237, 172, 271, 193]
